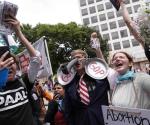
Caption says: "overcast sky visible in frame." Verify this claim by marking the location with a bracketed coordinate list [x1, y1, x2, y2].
[5, 0, 82, 26]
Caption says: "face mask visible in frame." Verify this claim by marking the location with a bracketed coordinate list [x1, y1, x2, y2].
[0, 68, 9, 87]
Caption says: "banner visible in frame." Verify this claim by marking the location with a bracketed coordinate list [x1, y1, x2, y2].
[102, 105, 150, 125]
[17, 36, 53, 78]
[110, 0, 120, 11]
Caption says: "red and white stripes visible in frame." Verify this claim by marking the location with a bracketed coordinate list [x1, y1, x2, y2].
[79, 75, 90, 105]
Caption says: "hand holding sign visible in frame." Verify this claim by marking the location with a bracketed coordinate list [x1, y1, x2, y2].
[90, 32, 100, 50]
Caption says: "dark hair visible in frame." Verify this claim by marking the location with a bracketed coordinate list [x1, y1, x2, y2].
[54, 81, 64, 88]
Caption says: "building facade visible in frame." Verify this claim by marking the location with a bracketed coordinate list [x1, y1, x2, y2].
[78, 0, 149, 71]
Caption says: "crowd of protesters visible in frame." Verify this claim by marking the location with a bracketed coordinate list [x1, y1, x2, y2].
[0, 1, 150, 125]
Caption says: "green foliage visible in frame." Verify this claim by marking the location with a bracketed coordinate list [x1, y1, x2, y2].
[19, 22, 108, 73]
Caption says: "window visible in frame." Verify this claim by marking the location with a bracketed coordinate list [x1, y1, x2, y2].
[80, 0, 86, 7]
[88, 0, 94, 4]
[91, 25, 99, 31]
[97, 4, 104, 12]
[101, 23, 108, 31]
[109, 21, 117, 29]
[103, 33, 110, 40]
[83, 18, 90, 25]
[105, 2, 112, 9]
[132, 0, 139, 2]
[122, 40, 130, 48]
[89, 6, 96, 14]
[113, 42, 121, 50]
[131, 39, 139, 46]
[81, 8, 88, 16]
[111, 32, 119, 40]
[124, 0, 130, 4]
[118, 19, 125, 27]
[96, 0, 102, 2]
[116, 11, 122, 17]
[120, 29, 128, 38]
[91, 16, 98, 23]
[108, 43, 112, 51]
[127, 7, 132, 14]
[107, 12, 115, 19]
[99, 14, 106, 21]
[134, 5, 140, 13]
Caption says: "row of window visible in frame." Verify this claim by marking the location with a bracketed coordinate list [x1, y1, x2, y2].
[84, 19, 126, 32]
[108, 39, 139, 51]
[83, 4, 140, 26]
[80, 0, 139, 7]
[104, 30, 129, 40]
[82, 4, 140, 18]
[90, 25, 131, 40]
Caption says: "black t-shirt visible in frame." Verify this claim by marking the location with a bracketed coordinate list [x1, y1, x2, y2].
[0, 79, 34, 125]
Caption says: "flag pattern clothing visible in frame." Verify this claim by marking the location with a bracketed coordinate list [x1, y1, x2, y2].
[79, 75, 90, 105]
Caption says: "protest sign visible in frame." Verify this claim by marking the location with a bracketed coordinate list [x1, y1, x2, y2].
[102, 105, 150, 125]
[17, 36, 53, 78]
[0, 1, 18, 34]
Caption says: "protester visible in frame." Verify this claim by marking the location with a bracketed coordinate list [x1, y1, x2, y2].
[64, 47, 110, 125]
[44, 81, 67, 125]
[111, 51, 150, 109]
[30, 80, 54, 125]
[0, 15, 41, 125]
[118, 0, 150, 61]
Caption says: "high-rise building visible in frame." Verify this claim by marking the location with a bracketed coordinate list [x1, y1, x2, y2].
[78, 0, 148, 70]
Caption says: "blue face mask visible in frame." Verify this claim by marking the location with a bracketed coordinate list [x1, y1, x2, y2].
[0, 68, 9, 87]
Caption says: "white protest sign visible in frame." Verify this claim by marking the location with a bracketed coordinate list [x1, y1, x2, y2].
[17, 36, 53, 78]
[102, 105, 150, 125]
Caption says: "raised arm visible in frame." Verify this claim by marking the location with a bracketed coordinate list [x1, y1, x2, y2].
[5, 16, 41, 83]
[5, 16, 37, 56]
[90, 32, 104, 60]
[119, 0, 145, 47]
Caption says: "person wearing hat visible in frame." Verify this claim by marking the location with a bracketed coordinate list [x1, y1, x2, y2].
[0, 15, 41, 125]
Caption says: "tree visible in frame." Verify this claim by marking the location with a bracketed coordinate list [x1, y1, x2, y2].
[19, 22, 109, 73]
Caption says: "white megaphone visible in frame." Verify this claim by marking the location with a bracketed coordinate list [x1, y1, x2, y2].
[84, 58, 109, 80]
[57, 58, 78, 85]
[57, 58, 109, 85]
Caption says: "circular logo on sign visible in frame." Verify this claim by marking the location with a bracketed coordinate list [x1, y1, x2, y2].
[85, 58, 108, 79]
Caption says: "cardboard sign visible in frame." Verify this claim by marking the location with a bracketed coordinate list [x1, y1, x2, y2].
[110, 0, 120, 11]
[102, 105, 150, 125]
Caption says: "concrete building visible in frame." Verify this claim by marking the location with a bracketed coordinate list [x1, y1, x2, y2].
[78, 0, 149, 71]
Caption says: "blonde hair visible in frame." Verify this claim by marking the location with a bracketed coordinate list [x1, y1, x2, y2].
[71, 49, 88, 58]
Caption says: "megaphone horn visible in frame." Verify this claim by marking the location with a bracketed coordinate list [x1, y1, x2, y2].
[57, 58, 78, 85]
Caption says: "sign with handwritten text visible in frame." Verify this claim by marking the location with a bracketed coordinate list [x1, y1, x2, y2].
[102, 105, 150, 125]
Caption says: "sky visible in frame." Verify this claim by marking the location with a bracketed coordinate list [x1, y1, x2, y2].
[5, 0, 82, 26]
